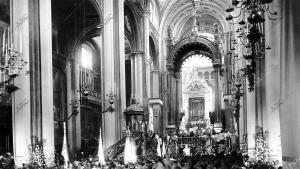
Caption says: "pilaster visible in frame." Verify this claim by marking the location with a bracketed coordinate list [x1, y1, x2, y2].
[142, 9, 151, 107]
[131, 51, 144, 105]
[74, 63, 81, 150]
[65, 59, 74, 152]
[40, 0, 55, 165]
[212, 62, 222, 131]
[11, 0, 31, 166]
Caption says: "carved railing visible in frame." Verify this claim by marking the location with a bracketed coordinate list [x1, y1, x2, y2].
[79, 66, 102, 109]
[175, 136, 234, 155]
[81, 90, 102, 109]
[103, 132, 143, 159]
[177, 136, 208, 145]
[104, 136, 126, 159]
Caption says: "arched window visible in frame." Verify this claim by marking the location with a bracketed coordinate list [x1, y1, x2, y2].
[81, 44, 93, 70]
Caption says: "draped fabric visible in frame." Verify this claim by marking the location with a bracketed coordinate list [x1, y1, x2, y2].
[278, 0, 300, 166]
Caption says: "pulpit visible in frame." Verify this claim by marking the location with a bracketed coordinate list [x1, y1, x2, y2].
[124, 99, 145, 134]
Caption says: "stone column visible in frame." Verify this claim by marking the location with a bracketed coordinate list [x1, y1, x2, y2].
[130, 54, 136, 100]
[102, 0, 116, 149]
[132, 51, 144, 105]
[114, 0, 126, 139]
[151, 70, 160, 98]
[65, 59, 74, 152]
[175, 76, 181, 128]
[39, 0, 54, 165]
[148, 99, 163, 134]
[213, 62, 222, 131]
[74, 63, 81, 150]
[11, 0, 31, 166]
[142, 9, 151, 106]
[246, 77, 256, 158]
[167, 71, 176, 127]
[12, 0, 55, 166]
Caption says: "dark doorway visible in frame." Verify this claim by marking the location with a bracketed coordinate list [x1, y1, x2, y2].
[0, 105, 12, 153]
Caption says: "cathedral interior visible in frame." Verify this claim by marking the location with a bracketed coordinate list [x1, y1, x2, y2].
[0, 0, 300, 168]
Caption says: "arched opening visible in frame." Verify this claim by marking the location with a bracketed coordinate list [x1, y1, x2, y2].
[180, 55, 215, 133]
[123, 2, 142, 106]
[81, 44, 93, 70]
[166, 36, 222, 132]
[51, 0, 101, 155]
[78, 42, 102, 155]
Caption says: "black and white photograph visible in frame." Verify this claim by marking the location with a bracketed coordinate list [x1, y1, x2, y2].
[0, 0, 300, 168]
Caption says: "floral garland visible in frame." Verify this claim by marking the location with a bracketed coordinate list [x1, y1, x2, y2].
[241, 134, 248, 155]
[254, 128, 268, 162]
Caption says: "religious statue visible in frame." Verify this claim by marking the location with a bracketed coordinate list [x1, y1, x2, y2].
[167, 26, 173, 39]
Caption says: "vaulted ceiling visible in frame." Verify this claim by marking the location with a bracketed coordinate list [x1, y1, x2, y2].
[159, 0, 231, 41]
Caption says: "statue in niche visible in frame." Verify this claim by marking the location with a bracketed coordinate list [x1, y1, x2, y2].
[167, 25, 173, 39]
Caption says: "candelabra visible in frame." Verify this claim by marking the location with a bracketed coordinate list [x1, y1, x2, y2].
[226, 0, 277, 92]
[1, 28, 27, 96]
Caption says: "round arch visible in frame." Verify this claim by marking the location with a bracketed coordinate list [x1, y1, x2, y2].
[167, 36, 221, 74]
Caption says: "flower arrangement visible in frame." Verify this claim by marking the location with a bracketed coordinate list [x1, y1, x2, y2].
[30, 137, 46, 168]
[254, 128, 268, 162]
[241, 134, 248, 155]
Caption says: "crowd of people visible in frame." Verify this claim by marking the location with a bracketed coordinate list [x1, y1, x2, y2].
[120, 153, 247, 169]
[81, 152, 276, 169]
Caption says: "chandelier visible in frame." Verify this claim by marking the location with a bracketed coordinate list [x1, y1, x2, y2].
[1, 28, 27, 96]
[225, 0, 277, 91]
